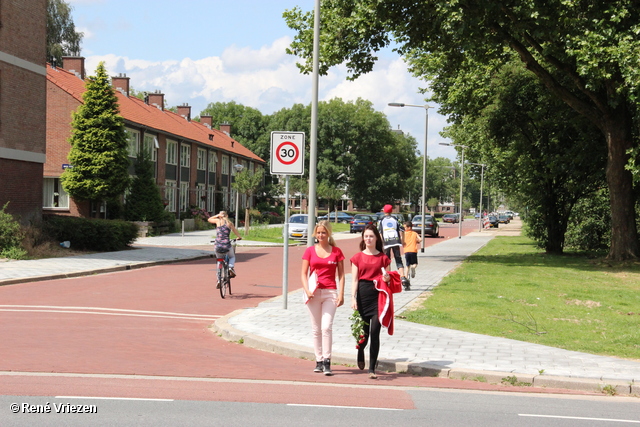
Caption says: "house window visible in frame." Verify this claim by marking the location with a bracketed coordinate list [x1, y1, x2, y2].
[208, 150, 217, 173]
[197, 148, 206, 170]
[166, 140, 177, 165]
[180, 181, 189, 211]
[165, 180, 176, 212]
[43, 178, 69, 209]
[143, 134, 158, 162]
[222, 186, 229, 210]
[180, 144, 191, 167]
[207, 186, 215, 212]
[221, 154, 229, 175]
[126, 129, 139, 157]
[196, 183, 206, 209]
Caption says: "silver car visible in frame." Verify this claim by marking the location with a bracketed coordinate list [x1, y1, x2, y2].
[285, 214, 314, 240]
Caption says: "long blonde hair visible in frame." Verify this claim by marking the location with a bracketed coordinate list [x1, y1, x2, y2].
[314, 220, 336, 246]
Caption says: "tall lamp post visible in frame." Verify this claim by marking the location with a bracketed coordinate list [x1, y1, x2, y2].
[388, 102, 433, 252]
[439, 143, 467, 238]
[467, 162, 486, 232]
[233, 164, 244, 229]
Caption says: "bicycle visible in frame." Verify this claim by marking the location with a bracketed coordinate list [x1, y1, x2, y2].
[216, 239, 237, 299]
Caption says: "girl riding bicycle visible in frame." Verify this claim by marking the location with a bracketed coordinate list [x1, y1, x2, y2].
[208, 211, 242, 278]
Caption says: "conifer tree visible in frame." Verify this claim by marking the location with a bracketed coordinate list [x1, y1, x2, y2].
[125, 151, 165, 222]
[62, 62, 131, 215]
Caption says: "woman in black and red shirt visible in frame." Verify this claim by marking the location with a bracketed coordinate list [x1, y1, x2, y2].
[350, 224, 391, 379]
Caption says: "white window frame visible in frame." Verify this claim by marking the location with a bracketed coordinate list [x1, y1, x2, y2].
[143, 134, 158, 162]
[164, 180, 177, 212]
[222, 186, 229, 210]
[207, 186, 215, 212]
[43, 178, 69, 209]
[180, 181, 189, 212]
[208, 150, 217, 173]
[126, 129, 140, 157]
[221, 154, 229, 175]
[166, 140, 177, 165]
[197, 148, 206, 171]
[196, 183, 206, 210]
[180, 144, 191, 168]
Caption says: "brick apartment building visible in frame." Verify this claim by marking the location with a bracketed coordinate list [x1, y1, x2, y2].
[45, 57, 265, 218]
[0, 0, 47, 223]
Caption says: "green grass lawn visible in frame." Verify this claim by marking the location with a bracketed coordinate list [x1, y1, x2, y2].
[240, 222, 349, 243]
[404, 236, 640, 360]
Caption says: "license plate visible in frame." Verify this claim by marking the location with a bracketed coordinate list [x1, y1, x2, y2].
[292, 233, 302, 237]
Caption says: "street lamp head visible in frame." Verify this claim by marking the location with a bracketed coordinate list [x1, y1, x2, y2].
[388, 103, 405, 107]
[233, 164, 244, 172]
[439, 143, 451, 146]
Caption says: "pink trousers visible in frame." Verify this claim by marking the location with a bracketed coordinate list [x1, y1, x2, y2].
[306, 288, 338, 361]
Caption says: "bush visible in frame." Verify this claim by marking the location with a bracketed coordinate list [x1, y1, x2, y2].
[0, 246, 27, 260]
[43, 215, 138, 251]
[0, 202, 24, 252]
[565, 189, 611, 252]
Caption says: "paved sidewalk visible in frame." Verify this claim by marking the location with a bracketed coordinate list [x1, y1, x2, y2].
[213, 226, 640, 396]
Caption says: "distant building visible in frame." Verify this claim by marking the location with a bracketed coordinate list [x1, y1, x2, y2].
[45, 57, 265, 218]
[0, 0, 47, 223]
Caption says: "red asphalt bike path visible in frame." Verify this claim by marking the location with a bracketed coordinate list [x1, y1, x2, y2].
[0, 221, 592, 406]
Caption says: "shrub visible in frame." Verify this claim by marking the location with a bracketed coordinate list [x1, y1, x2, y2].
[565, 189, 611, 252]
[43, 215, 138, 251]
[0, 202, 24, 252]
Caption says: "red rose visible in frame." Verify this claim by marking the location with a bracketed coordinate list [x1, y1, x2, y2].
[355, 345, 360, 349]
[358, 339, 365, 344]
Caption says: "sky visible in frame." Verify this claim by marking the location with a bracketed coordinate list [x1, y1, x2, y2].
[67, 0, 456, 160]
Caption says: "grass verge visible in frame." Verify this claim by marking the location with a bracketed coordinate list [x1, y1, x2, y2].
[404, 236, 640, 360]
[240, 222, 349, 243]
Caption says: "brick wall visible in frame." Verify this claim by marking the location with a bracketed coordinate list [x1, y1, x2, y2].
[0, 0, 47, 63]
[0, 158, 43, 222]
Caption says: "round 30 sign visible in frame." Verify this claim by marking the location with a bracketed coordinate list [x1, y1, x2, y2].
[270, 131, 305, 175]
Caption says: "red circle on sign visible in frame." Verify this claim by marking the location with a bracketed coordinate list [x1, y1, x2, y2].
[276, 141, 299, 165]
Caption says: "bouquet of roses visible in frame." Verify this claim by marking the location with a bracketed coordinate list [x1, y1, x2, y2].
[349, 310, 368, 349]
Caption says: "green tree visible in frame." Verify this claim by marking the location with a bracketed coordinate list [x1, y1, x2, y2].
[284, 0, 640, 260]
[232, 169, 263, 236]
[125, 151, 166, 223]
[47, 0, 82, 64]
[317, 181, 344, 220]
[62, 62, 131, 217]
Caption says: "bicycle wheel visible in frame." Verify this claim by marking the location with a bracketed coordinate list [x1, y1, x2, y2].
[219, 261, 229, 298]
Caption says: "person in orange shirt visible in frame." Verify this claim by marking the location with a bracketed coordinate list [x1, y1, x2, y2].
[403, 221, 421, 282]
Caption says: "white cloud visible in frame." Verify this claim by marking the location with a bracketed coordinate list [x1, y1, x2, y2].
[82, 38, 453, 159]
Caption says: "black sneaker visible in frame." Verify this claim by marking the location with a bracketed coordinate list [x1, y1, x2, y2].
[313, 361, 323, 373]
[401, 276, 410, 291]
[323, 359, 333, 376]
[229, 268, 236, 278]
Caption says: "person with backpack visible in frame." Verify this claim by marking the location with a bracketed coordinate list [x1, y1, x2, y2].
[378, 204, 410, 290]
[208, 211, 242, 278]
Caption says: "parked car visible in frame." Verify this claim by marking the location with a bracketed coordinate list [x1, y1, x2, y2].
[317, 211, 354, 223]
[442, 213, 460, 223]
[411, 215, 439, 237]
[498, 214, 510, 224]
[285, 214, 314, 240]
[349, 214, 375, 233]
[488, 215, 499, 228]
[261, 211, 280, 217]
[391, 213, 406, 224]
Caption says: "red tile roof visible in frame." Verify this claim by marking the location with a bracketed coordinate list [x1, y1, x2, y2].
[46, 65, 264, 163]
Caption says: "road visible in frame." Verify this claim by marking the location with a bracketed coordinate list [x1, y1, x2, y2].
[2, 219, 636, 424]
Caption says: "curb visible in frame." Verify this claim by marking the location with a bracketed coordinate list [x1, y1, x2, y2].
[211, 308, 638, 396]
[0, 254, 214, 287]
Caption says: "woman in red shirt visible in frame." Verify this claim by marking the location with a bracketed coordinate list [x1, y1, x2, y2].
[301, 220, 345, 376]
[350, 224, 391, 379]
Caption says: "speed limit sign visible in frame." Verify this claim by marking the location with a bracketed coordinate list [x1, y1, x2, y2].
[270, 131, 305, 175]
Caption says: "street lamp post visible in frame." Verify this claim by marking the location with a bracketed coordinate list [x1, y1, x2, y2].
[439, 143, 467, 238]
[233, 164, 244, 229]
[388, 102, 433, 252]
[467, 162, 486, 232]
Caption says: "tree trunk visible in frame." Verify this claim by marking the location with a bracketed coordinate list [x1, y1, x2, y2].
[604, 117, 639, 260]
[244, 202, 250, 236]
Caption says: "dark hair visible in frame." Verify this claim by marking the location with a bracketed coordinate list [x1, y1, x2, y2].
[360, 224, 384, 252]
[404, 221, 413, 228]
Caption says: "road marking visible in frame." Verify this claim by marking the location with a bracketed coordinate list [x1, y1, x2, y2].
[519, 414, 640, 423]
[0, 305, 220, 321]
[56, 396, 173, 401]
[288, 404, 402, 411]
